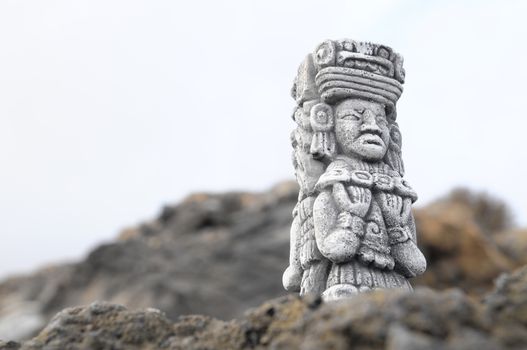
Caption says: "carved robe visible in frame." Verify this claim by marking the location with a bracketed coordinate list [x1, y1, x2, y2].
[312, 155, 425, 299]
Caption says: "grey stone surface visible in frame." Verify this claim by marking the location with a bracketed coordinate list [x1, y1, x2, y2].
[284, 39, 426, 300]
[0, 183, 522, 342]
[5, 265, 527, 349]
[0, 183, 297, 341]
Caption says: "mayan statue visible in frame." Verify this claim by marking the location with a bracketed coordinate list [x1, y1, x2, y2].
[282, 39, 426, 301]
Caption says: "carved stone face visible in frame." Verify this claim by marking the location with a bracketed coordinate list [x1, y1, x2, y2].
[334, 99, 390, 160]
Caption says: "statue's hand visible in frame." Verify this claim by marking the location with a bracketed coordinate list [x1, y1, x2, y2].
[333, 183, 371, 218]
[349, 186, 373, 217]
[376, 192, 407, 227]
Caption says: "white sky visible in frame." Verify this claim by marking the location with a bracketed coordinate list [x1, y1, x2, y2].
[0, 0, 526, 278]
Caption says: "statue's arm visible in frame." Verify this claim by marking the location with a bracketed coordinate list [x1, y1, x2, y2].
[377, 191, 426, 278]
[282, 213, 303, 292]
[313, 189, 361, 263]
[390, 209, 427, 278]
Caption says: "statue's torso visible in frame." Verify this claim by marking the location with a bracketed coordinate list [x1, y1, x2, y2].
[316, 156, 414, 297]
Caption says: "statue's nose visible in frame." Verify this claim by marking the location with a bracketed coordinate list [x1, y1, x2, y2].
[360, 110, 381, 132]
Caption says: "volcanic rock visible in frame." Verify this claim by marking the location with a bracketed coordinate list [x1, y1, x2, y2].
[0, 182, 524, 342]
[4, 265, 527, 350]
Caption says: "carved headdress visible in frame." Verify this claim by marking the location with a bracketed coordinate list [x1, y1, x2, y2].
[284, 39, 408, 294]
[293, 39, 405, 108]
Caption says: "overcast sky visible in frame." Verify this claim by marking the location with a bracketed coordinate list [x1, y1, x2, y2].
[1, 0, 526, 278]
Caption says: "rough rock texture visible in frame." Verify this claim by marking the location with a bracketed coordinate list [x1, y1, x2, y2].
[0, 182, 525, 341]
[0, 182, 296, 341]
[4, 266, 527, 350]
[494, 229, 527, 266]
[412, 192, 517, 295]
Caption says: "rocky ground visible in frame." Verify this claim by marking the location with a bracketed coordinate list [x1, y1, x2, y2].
[0, 181, 526, 348]
[3, 265, 527, 350]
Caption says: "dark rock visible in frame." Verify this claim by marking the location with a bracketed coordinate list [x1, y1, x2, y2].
[0, 182, 525, 342]
[0, 341, 20, 350]
[10, 266, 527, 349]
[484, 266, 527, 347]
[22, 302, 175, 350]
[0, 182, 297, 340]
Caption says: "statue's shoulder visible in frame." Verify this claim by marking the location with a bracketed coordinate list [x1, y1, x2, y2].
[315, 156, 384, 191]
[371, 163, 418, 202]
[315, 157, 417, 202]
[314, 158, 353, 192]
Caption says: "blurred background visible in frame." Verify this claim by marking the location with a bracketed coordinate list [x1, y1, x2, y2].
[0, 0, 526, 280]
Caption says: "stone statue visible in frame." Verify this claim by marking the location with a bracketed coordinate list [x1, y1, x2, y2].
[282, 39, 426, 301]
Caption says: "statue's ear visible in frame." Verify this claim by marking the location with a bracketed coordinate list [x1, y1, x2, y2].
[309, 103, 336, 160]
[389, 122, 402, 147]
[384, 122, 405, 176]
[385, 105, 397, 122]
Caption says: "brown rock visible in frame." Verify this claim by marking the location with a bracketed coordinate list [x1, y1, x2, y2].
[10, 266, 527, 349]
[0, 183, 525, 342]
[494, 229, 527, 265]
[413, 191, 518, 295]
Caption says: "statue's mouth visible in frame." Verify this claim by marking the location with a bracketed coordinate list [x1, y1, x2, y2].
[361, 134, 384, 147]
[365, 139, 382, 146]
